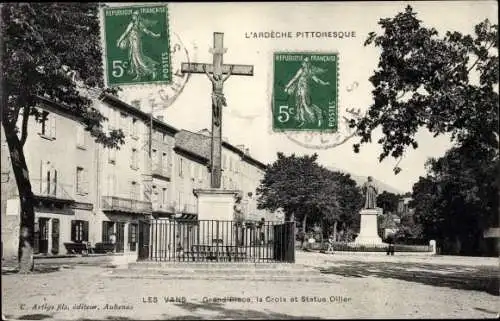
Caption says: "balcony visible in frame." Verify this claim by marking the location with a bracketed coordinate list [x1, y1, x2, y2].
[101, 196, 152, 214]
[182, 204, 197, 215]
[152, 165, 170, 180]
[152, 202, 175, 215]
[31, 179, 75, 207]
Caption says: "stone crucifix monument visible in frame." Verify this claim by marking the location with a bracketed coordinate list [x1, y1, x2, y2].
[353, 176, 384, 245]
[181, 33, 254, 232]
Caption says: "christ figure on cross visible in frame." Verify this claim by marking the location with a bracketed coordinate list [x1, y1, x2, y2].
[203, 65, 233, 127]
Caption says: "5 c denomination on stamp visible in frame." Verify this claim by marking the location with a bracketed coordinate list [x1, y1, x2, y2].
[102, 5, 171, 86]
[272, 52, 338, 132]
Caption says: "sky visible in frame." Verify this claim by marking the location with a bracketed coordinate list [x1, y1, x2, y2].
[102, 1, 498, 193]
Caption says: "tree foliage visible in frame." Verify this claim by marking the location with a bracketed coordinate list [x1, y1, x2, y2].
[352, 5, 498, 173]
[1, 3, 125, 272]
[256, 153, 363, 234]
[376, 191, 401, 214]
[411, 140, 498, 255]
[2, 3, 124, 147]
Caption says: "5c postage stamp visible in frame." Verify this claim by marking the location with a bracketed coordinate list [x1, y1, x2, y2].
[102, 5, 171, 86]
[272, 52, 339, 132]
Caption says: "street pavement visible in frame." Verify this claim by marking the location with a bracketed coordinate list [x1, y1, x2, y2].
[1, 251, 498, 320]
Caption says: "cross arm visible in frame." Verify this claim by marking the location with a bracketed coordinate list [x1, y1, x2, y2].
[181, 63, 254, 76]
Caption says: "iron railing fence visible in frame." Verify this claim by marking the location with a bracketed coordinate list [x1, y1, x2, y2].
[147, 219, 295, 263]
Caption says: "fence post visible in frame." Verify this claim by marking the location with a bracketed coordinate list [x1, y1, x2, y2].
[429, 240, 437, 255]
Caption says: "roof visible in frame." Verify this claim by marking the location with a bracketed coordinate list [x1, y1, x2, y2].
[174, 130, 211, 162]
[100, 93, 178, 136]
[175, 129, 267, 169]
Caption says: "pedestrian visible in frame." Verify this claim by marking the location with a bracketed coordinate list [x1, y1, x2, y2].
[109, 233, 117, 253]
[326, 234, 335, 254]
[386, 234, 395, 256]
[298, 229, 306, 250]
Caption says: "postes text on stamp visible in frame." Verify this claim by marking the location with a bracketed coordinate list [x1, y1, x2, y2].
[103, 5, 171, 86]
[272, 52, 338, 132]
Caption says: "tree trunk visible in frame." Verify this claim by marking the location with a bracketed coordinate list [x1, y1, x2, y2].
[302, 213, 308, 234]
[333, 220, 338, 241]
[2, 122, 36, 273]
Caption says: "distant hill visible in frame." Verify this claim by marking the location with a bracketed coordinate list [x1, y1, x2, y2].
[327, 167, 406, 195]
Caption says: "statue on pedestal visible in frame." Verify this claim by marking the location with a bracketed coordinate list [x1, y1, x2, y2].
[362, 176, 378, 209]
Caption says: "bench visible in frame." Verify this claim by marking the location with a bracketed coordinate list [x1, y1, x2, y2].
[64, 242, 92, 255]
[182, 244, 248, 262]
[93, 242, 115, 254]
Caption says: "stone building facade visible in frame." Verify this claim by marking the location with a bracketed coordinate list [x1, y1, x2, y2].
[1, 92, 275, 259]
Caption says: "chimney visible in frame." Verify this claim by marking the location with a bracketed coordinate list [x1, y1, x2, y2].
[244, 148, 250, 155]
[131, 99, 141, 110]
[156, 115, 164, 121]
[198, 129, 211, 136]
[236, 144, 245, 151]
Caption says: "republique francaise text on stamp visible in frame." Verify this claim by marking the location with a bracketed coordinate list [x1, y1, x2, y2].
[272, 52, 338, 132]
[102, 5, 171, 87]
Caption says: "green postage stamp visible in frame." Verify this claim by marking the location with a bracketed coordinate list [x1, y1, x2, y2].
[272, 52, 338, 132]
[102, 5, 171, 86]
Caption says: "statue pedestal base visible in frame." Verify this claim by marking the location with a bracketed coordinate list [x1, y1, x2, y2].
[353, 208, 384, 245]
[194, 189, 239, 245]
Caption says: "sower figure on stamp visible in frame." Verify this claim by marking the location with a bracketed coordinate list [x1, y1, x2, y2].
[362, 176, 378, 209]
[204, 65, 233, 127]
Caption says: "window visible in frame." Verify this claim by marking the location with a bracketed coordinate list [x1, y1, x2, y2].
[120, 113, 128, 133]
[161, 188, 167, 205]
[106, 174, 116, 196]
[151, 185, 158, 204]
[76, 167, 88, 195]
[76, 126, 86, 149]
[162, 152, 168, 169]
[178, 157, 183, 177]
[108, 148, 116, 164]
[40, 161, 57, 196]
[178, 191, 183, 210]
[39, 113, 56, 139]
[131, 118, 139, 138]
[190, 162, 195, 180]
[102, 221, 115, 243]
[130, 181, 139, 200]
[131, 148, 139, 170]
[152, 149, 158, 169]
[71, 220, 89, 243]
[128, 223, 138, 251]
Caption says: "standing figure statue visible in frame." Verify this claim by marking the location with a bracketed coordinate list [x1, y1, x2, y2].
[362, 176, 378, 209]
[284, 57, 330, 127]
[204, 65, 233, 126]
[116, 10, 161, 81]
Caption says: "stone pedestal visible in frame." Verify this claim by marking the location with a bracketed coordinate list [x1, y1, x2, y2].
[354, 208, 384, 245]
[194, 189, 239, 245]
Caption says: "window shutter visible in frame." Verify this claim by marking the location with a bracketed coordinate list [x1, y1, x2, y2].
[71, 220, 76, 242]
[40, 161, 47, 194]
[128, 224, 133, 243]
[83, 221, 89, 242]
[82, 169, 89, 194]
[50, 115, 56, 138]
[52, 169, 58, 196]
[102, 221, 107, 242]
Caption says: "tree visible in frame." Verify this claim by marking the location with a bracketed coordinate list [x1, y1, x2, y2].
[256, 153, 326, 232]
[256, 153, 363, 236]
[411, 140, 498, 255]
[351, 5, 498, 174]
[1, 3, 125, 272]
[376, 191, 400, 214]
